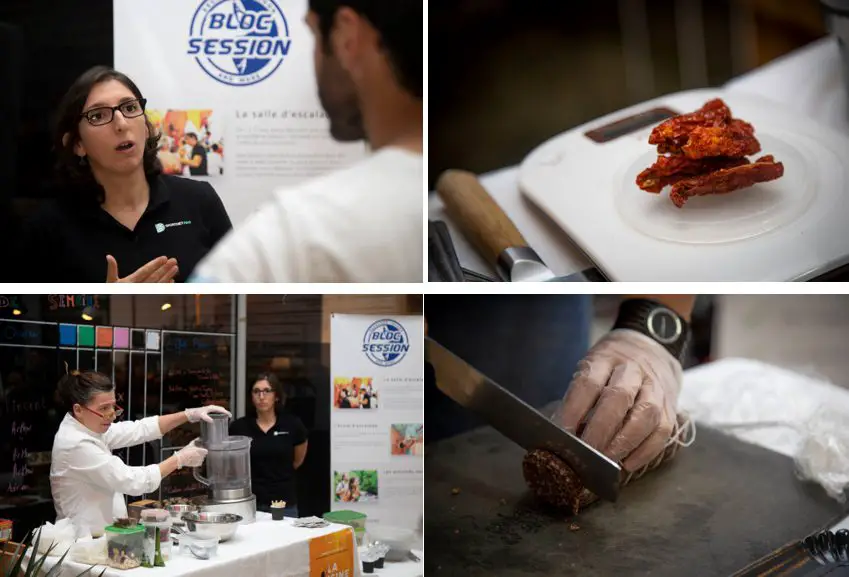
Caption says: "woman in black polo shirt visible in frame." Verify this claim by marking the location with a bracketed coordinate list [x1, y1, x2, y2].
[230, 373, 308, 518]
[17, 66, 231, 282]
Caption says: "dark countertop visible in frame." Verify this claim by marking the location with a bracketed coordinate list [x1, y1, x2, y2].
[425, 420, 847, 577]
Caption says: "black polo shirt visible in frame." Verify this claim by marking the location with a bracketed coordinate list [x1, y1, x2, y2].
[229, 412, 308, 508]
[15, 174, 232, 282]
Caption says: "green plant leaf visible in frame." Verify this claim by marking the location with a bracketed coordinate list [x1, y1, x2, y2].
[71, 563, 105, 577]
[43, 546, 70, 577]
[23, 527, 41, 576]
[32, 541, 61, 575]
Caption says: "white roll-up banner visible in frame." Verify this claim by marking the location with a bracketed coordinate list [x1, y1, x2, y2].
[113, 0, 365, 225]
[330, 314, 424, 535]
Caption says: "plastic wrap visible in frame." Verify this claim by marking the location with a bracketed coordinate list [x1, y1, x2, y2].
[794, 406, 849, 502]
[69, 537, 108, 565]
[32, 519, 76, 556]
[678, 358, 849, 503]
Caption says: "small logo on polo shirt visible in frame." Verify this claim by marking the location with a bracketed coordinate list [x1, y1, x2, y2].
[155, 220, 192, 234]
[273, 431, 288, 436]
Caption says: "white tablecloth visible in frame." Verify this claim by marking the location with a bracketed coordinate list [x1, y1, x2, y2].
[39, 518, 364, 577]
[428, 37, 848, 277]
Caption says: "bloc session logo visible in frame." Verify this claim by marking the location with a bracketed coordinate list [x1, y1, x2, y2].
[362, 320, 410, 367]
[188, 0, 291, 87]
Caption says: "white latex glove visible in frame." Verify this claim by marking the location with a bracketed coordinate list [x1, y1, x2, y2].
[554, 329, 683, 472]
[185, 405, 232, 423]
[175, 439, 208, 469]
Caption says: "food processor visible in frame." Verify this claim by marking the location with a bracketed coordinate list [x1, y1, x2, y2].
[193, 413, 256, 523]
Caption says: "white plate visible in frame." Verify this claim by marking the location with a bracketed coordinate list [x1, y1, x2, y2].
[519, 88, 849, 280]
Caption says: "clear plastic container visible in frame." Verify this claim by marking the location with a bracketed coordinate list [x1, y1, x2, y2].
[141, 519, 172, 566]
[178, 532, 220, 560]
[323, 511, 367, 545]
[322, 510, 367, 531]
[105, 523, 145, 569]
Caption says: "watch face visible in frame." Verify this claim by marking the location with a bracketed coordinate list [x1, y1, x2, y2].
[646, 308, 682, 344]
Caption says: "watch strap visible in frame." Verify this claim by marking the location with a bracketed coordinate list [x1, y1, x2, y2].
[613, 299, 690, 360]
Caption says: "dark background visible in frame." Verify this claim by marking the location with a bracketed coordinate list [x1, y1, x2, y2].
[429, 0, 828, 188]
[0, 0, 115, 275]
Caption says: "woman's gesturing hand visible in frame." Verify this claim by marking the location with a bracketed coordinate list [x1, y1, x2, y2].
[106, 255, 178, 283]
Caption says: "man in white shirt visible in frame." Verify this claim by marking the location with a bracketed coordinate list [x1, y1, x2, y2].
[191, 0, 422, 282]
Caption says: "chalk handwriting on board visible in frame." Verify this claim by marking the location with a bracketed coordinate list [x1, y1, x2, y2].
[167, 368, 221, 381]
[165, 337, 216, 352]
[6, 398, 48, 413]
[2, 324, 40, 341]
[163, 466, 206, 497]
[11, 422, 32, 439]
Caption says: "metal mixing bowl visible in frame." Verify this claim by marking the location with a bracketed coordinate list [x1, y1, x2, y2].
[181, 512, 242, 542]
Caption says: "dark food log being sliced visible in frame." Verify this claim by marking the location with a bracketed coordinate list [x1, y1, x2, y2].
[669, 155, 784, 208]
[522, 415, 688, 515]
[636, 155, 750, 193]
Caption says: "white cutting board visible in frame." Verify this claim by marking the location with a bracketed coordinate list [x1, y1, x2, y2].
[518, 88, 849, 281]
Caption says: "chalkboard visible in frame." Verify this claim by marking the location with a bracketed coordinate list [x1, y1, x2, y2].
[159, 331, 234, 502]
[158, 447, 208, 503]
[1, 321, 69, 540]
[0, 321, 235, 540]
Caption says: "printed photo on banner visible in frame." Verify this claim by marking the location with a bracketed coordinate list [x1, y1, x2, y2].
[146, 108, 224, 177]
[333, 377, 378, 410]
[390, 424, 423, 456]
[333, 470, 378, 503]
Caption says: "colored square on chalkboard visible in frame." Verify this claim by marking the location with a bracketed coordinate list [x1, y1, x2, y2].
[146, 330, 160, 351]
[131, 329, 145, 350]
[113, 327, 129, 349]
[78, 325, 95, 347]
[96, 326, 113, 348]
[59, 324, 77, 346]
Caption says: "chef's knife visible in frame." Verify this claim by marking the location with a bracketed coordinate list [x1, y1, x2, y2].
[435, 169, 606, 282]
[426, 337, 622, 502]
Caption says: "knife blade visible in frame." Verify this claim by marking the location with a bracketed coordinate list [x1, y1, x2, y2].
[435, 169, 604, 282]
[426, 337, 622, 502]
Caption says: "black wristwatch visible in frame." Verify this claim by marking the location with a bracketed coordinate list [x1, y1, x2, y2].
[612, 299, 691, 361]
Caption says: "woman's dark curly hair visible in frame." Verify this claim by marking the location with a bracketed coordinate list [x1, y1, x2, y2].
[54, 66, 161, 203]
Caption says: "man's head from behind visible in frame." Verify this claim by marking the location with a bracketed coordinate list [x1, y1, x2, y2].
[306, 0, 421, 142]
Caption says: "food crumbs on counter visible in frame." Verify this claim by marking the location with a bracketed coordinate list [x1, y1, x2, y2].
[499, 498, 507, 505]
[454, 529, 460, 534]
[451, 487, 461, 495]
[569, 523, 580, 531]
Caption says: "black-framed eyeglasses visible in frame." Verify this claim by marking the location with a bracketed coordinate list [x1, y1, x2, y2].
[80, 98, 147, 127]
[252, 388, 274, 397]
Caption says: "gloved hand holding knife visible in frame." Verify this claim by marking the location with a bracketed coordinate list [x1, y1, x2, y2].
[555, 295, 695, 472]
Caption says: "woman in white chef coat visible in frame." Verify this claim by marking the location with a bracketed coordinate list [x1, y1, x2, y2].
[50, 370, 231, 537]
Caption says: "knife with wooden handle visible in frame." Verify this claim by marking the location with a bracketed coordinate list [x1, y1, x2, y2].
[436, 169, 604, 282]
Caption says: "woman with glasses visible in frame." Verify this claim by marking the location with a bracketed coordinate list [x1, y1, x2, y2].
[50, 370, 231, 537]
[229, 374, 308, 518]
[17, 66, 232, 282]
